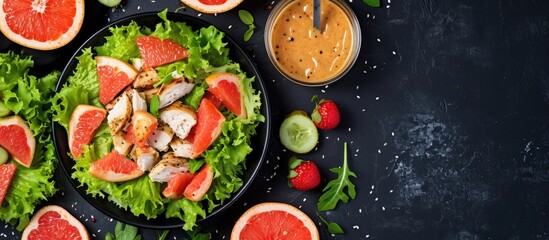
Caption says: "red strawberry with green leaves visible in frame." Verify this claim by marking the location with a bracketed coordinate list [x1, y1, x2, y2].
[311, 96, 340, 130]
[288, 156, 320, 191]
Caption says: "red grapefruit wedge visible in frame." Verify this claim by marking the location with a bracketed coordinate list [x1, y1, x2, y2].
[181, 0, 243, 13]
[68, 105, 107, 159]
[231, 202, 320, 240]
[183, 164, 213, 201]
[0, 115, 35, 168]
[0, 163, 16, 206]
[136, 36, 189, 68]
[89, 150, 144, 182]
[206, 72, 247, 118]
[190, 98, 226, 159]
[96, 56, 138, 105]
[22, 205, 89, 240]
[0, 0, 85, 50]
[162, 172, 196, 199]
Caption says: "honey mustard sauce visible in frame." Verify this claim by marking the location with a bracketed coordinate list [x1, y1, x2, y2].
[271, 0, 353, 83]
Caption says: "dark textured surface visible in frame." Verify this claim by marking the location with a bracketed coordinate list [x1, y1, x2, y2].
[2, 0, 549, 239]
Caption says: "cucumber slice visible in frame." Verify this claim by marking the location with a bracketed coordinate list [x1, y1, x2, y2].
[0, 102, 11, 117]
[98, 0, 122, 7]
[0, 146, 8, 165]
[279, 110, 319, 154]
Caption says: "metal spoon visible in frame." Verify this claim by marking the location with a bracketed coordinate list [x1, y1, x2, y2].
[313, 0, 321, 31]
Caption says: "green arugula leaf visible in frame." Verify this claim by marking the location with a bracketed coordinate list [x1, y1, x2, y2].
[317, 142, 357, 211]
[157, 230, 170, 240]
[105, 222, 142, 240]
[238, 10, 254, 25]
[150, 94, 160, 117]
[184, 225, 211, 240]
[363, 0, 380, 7]
[316, 213, 344, 234]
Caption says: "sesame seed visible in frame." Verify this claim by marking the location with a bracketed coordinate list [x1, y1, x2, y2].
[382, 207, 386, 211]
[375, 198, 379, 201]
[353, 225, 360, 229]
[392, 51, 397, 55]
[357, 95, 361, 99]
[376, 38, 381, 42]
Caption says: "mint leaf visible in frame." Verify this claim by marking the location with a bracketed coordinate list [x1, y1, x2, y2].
[317, 142, 357, 211]
[105, 222, 142, 240]
[238, 10, 254, 25]
[244, 28, 254, 42]
[363, 0, 380, 7]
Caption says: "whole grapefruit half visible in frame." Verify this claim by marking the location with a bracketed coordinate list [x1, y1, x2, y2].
[96, 56, 138, 105]
[0, 115, 35, 168]
[231, 202, 320, 240]
[21, 205, 89, 240]
[0, 0, 85, 50]
[68, 105, 107, 159]
[89, 150, 144, 182]
[181, 0, 243, 13]
[206, 72, 247, 119]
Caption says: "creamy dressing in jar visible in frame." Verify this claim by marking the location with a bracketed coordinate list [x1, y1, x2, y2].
[270, 0, 354, 83]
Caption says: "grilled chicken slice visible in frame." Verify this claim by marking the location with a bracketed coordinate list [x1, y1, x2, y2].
[133, 67, 159, 90]
[159, 101, 197, 139]
[131, 89, 147, 113]
[112, 131, 133, 155]
[147, 122, 174, 152]
[158, 78, 195, 109]
[107, 93, 132, 134]
[131, 110, 158, 148]
[130, 146, 160, 172]
[148, 152, 190, 182]
[141, 88, 159, 104]
[170, 137, 193, 159]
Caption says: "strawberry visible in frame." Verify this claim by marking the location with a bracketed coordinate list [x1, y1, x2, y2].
[288, 157, 320, 191]
[311, 96, 340, 130]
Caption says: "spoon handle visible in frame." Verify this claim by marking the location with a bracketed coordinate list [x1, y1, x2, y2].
[314, 0, 321, 30]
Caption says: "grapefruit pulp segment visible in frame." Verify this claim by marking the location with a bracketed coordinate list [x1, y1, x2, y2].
[68, 105, 107, 159]
[162, 172, 196, 199]
[0, 0, 85, 50]
[136, 36, 189, 68]
[183, 164, 213, 201]
[89, 150, 144, 182]
[96, 56, 138, 105]
[190, 98, 226, 158]
[206, 72, 247, 118]
[22, 205, 89, 240]
[0, 115, 35, 168]
[0, 163, 17, 206]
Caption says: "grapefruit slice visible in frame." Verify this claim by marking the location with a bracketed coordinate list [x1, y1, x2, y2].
[190, 98, 226, 159]
[162, 172, 196, 199]
[0, 163, 16, 206]
[89, 150, 144, 182]
[22, 205, 89, 240]
[96, 56, 138, 105]
[136, 36, 189, 68]
[181, 0, 243, 13]
[183, 164, 213, 201]
[231, 202, 320, 240]
[0, 0, 85, 51]
[131, 110, 158, 148]
[0, 115, 35, 168]
[206, 72, 247, 118]
[68, 105, 107, 159]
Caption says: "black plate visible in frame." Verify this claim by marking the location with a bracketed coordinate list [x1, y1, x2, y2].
[52, 12, 271, 229]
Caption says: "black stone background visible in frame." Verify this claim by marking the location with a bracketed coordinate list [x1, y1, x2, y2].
[1, 0, 549, 239]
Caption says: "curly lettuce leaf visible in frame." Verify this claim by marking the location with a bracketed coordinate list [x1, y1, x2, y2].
[95, 21, 149, 62]
[0, 52, 58, 231]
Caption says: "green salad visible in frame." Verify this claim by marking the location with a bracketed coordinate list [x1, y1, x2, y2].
[0, 52, 59, 231]
[52, 10, 264, 230]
